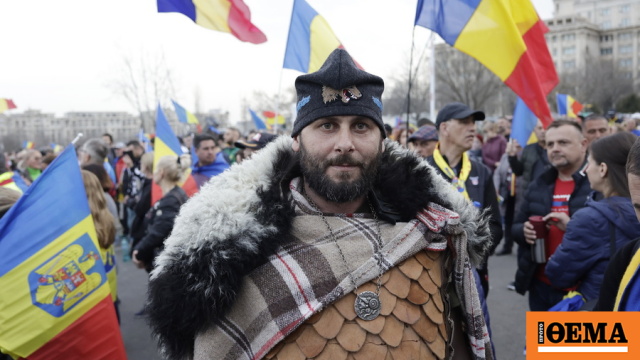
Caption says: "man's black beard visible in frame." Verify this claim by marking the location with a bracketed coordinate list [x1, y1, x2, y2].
[298, 142, 381, 203]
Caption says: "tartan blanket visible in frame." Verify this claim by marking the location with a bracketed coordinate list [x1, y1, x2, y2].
[193, 178, 493, 360]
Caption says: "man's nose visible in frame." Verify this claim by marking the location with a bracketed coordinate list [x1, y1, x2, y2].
[334, 129, 355, 153]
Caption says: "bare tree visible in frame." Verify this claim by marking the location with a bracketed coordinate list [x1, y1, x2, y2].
[107, 49, 178, 131]
[382, 48, 431, 117]
[558, 58, 633, 112]
[434, 44, 503, 111]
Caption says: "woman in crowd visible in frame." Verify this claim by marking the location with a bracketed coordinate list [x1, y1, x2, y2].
[81, 170, 119, 319]
[596, 136, 640, 311]
[481, 121, 507, 173]
[82, 163, 121, 237]
[545, 132, 640, 304]
[132, 154, 189, 273]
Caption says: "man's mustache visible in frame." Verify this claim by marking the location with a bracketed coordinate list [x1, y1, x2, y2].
[324, 154, 364, 168]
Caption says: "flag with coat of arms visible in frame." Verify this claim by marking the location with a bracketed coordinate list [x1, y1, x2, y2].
[0, 145, 126, 359]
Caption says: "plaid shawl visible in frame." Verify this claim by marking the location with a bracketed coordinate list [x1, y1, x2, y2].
[193, 178, 492, 360]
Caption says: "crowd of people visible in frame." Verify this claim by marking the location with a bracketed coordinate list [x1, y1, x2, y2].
[3, 48, 640, 358]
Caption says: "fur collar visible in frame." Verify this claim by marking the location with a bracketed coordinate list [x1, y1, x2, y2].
[147, 136, 491, 360]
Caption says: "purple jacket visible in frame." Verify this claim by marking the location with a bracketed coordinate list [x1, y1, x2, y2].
[482, 135, 507, 172]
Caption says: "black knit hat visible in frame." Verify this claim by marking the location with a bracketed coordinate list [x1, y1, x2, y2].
[292, 49, 385, 138]
[435, 102, 485, 129]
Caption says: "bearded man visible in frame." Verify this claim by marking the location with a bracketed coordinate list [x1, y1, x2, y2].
[145, 49, 494, 360]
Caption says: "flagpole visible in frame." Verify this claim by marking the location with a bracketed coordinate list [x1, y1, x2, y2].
[71, 133, 83, 145]
[273, 68, 284, 135]
[405, 27, 417, 146]
[429, 32, 436, 121]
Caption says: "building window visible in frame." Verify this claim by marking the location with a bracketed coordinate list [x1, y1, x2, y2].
[624, 72, 633, 79]
[552, 48, 557, 56]
[563, 60, 576, 69]
[619, 58, 632, 68]
[561, 33, 576, 41]
[601, 48, 613, 55]
[600, 8, 610, 16]
[621, 18, 630, 27]
[562, 46, 576, 55]
[619, 32, 632, 41]
[620, 45, 633, 54]
[620, 4, 630, 13]
[600, 35, 613, 42]
[601, 21, 612, 29]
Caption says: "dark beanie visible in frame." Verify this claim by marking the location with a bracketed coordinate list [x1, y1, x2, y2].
[292, 49, 385, 138]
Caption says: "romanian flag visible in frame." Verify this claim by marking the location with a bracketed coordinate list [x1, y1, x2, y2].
[172, 99, 200, 124]
[416, 0, 558, 127]
[512, 97, 539, 147]
[23, 141, 35, 150]
[263, 111, 285, 129]
[152, 106, 199, 204]
[0, 146, 125, 360]
[249, 108, 267, 130]
[0, 98, 16, 113]
[283, 0, 344, 73]
[157, 0, 266, 44]
[556, 93, 583, 118]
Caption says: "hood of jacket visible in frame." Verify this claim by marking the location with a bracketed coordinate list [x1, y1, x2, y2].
[146, 136, 492, 360]
[589, 195, 640, 240]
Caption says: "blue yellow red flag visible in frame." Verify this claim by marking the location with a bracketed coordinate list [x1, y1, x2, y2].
[249, 108, 267, 130]
[416, 0, 558, 127]
[0, 145, 125, 359]
[172, 99, 200, 124]
[153, 106, 199, 204]
[556, 93, 583, 118]
[512, 97, 539, 147]
[157, 0, 266, 44]
[283, 0, 345, 73]
[22, 141, 35, 149]
[0, 98, 16, 113]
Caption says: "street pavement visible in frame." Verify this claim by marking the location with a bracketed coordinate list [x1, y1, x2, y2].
[117, 245, 528, 359]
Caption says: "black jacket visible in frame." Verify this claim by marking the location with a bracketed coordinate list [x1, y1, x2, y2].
[508, 142, 550, 190]
[427, 155, 503, 255]
[512, 163, 592, 295]
[134, 186, 187, 270]
[130, 178, 152, 246]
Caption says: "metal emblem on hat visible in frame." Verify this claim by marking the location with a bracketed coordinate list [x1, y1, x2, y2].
[322, 85, 362, 104]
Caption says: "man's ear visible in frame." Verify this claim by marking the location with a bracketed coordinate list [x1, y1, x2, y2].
[292, 135, 300, 152]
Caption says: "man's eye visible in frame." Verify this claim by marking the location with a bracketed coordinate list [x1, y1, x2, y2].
[321, 123, 333, 130]
[355, 123, 368, 130]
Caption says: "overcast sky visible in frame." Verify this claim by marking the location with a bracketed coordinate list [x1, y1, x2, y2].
[0, 0, 554, 123]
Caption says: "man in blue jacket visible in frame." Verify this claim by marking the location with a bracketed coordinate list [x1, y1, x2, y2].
[512, 120, 591, 311]
[192, 134, 229, 188]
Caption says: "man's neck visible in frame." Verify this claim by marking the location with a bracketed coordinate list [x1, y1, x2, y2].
[439, 142, 465, 169]
[556, 159, 585, 181]
[303, 182, 366, 214]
